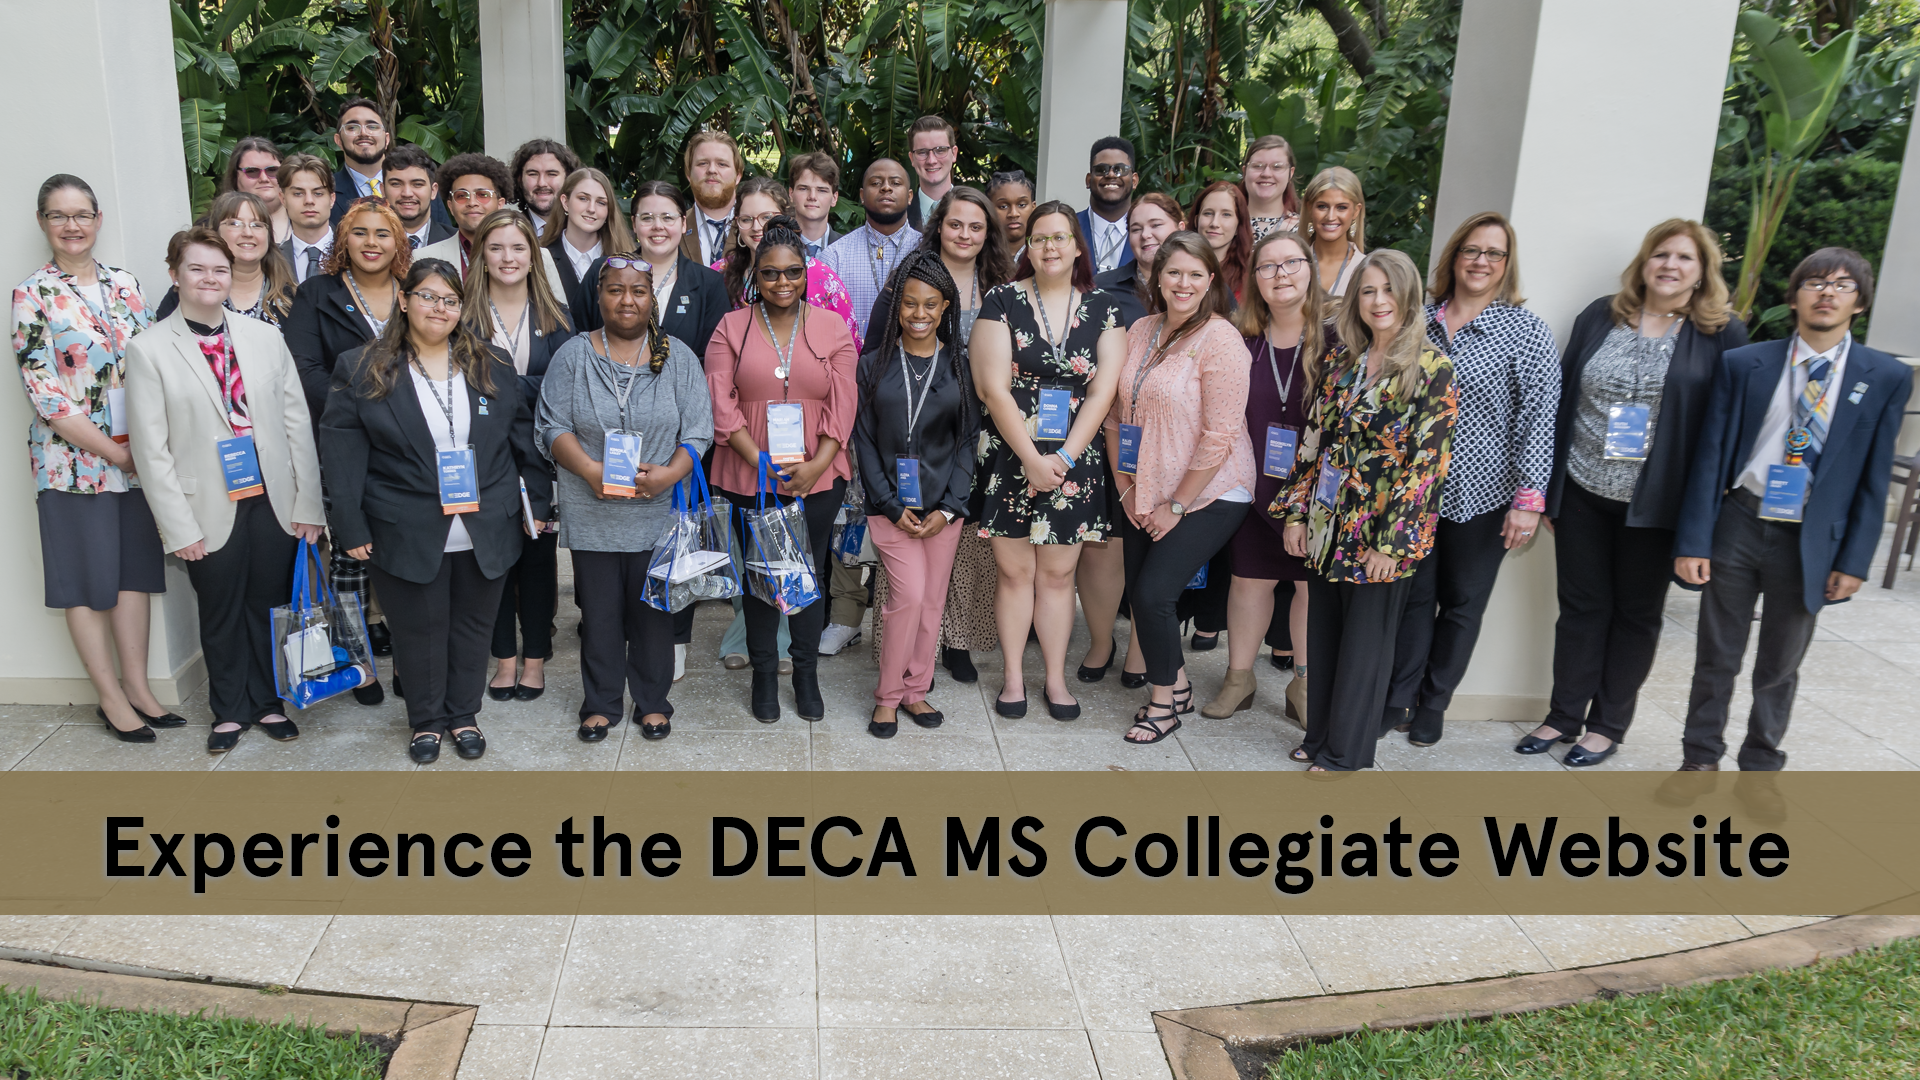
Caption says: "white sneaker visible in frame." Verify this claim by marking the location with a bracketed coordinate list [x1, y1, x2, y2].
[674, 643, 687, 682]
[818, 623, 862, 656]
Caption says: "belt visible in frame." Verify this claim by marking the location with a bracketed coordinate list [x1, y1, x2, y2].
[1729, 487, 1761, 512]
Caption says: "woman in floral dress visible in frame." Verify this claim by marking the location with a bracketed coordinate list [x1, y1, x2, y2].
[969, 201, 1126, 720]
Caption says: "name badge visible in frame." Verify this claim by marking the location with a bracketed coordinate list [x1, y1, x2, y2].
[107, 386, 129, 443]
[1759, 463, 1809, 523]
[766, 402, 807, 465]
[1263, 424, 1298, 478]
[438, 447, 479, 514]
[1186, 563, 1208, 590]
[1036, 388, 1072, 441]
[601, 430, 641, 498]
[1314, 455, 1343, 511]
[217, 434, 264, 501]
[1115, 423, 1142, 475]
[1604, 404, 1650, 461]
[896, 456, 923, 509]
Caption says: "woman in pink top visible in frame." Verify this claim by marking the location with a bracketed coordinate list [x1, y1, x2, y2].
[714, 177, 862, 349]
[1105, 232, 1256, 744]
[706, 216, 859, 723]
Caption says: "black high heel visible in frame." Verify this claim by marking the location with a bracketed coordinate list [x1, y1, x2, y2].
[96, 707, 155, 743]
[132, 705, 188, 728]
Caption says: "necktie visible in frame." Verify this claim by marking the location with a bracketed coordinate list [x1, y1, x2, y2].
[370, 175, 383, 197]
[303, 246, 322, 283]
[410, 234, 422, 250]
[709, 217, 730, 258]
[1793, 346, 1834, 467]
[1098, 225, 1123, 271]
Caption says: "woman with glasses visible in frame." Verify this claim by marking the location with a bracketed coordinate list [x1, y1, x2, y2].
[320, 257, 551, 764]
[717, 177, 861, 347]
[543, 167, 635, 326]
[706, 216, 859, 723]
[1188, 182, 1252, 303]
[1530, 220, 1746, 765]
[609, 181, 731, 361]
[988, 171, 1037, 247]
[155, 191, 296, 328]
[1203, 230, 1323, 726]
[971, 201, 1125, 720]
[1382, 213, 1559, 748]
[538, 255, 713, 742]
[1241, 136, 1301, 241]
[462, 208, 578, 705]
[1301, 168, 1367, 297]
[12, 174, 179, 742]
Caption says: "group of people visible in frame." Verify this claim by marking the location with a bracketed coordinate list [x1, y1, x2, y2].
[13, 100, 1907, 771]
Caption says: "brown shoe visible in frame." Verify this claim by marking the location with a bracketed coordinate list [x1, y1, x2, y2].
[1201, 668, 1256, 719]
[1283, 672, 1307, 730]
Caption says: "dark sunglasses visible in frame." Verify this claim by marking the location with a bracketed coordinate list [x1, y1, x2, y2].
[756, 266, 807, 282]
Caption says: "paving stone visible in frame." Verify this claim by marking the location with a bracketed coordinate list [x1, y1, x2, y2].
[1511, 914, 1752, 970]
[818, 1028, 1100, 1080]
[454, 1025, 545, 1080]
[536, 1026, 817, 1079]
[816, 915, 1077, 1028]
[1284, 915, 1551, 993]
[1054, 915, 1321, 1033]
[550, 915, 815, 1027]
[298, 916, 573, 1025]
[57, 915, 332, 986]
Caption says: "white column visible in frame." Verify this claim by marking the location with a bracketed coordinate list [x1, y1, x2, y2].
[1036, 0, 1129, 205]
[1868, 102, 1920, 358]
[477, 0, 569, 163]
[1427, 0, 1739, 719]
[1, 0, 203, 704]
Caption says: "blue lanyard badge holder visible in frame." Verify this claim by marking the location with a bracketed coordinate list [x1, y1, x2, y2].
[643, 444, 743, 613]
[742, 452, 823, 614]
[269, 538, 378, 708]
[1760, 427, 1814, 523]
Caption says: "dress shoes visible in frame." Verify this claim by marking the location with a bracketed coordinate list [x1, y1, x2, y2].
[409, 732, 441, 764]
[1119, 670, 1148, 690]
[793, 669, 825, 722]
[133, 705, 188, 728]
[206, 726, 242, 753]
[945, 647, 980, 684]
[905, 703, 943, 728]
[96, 707, 155, 743]
[257, 715, 299, 742]
[367, 620, 393, 656]
[1563, 741, 1618, 767]
[353, 678, 386, 706]
[450, 728, 487, 759]
[752, 670, 781, 722]
[488, 684, 517, 702]
[515, 683, 545, 701]
[577, 715, 620, 743]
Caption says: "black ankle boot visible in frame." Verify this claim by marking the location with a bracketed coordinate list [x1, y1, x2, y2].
[793, 667, 824, 722]
[1407, 706, 1444, 747]
[751, 670, 781, 722]
[944, 647, 978, 684]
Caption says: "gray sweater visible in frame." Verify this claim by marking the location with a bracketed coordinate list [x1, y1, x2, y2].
[535, 333, 714, 552]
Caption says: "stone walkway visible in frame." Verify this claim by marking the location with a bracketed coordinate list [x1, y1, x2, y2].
[3, 532, 1912, 1077]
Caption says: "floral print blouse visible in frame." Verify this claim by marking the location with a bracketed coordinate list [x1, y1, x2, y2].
[11, 261, 149, 493]
[1274, 343, 1456, 583]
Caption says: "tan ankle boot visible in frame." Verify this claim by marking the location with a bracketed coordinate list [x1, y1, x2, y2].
[1284, 671, 1308, 730]
[1201, 668, 1256, 718]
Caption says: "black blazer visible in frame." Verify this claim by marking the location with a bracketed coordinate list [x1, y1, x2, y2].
[1094, 262, 1148, 328]
[852, 345, 978, 523]
[549, 246, 593, 329]
[318, 343, 553, 585]
[330, 166, 455, 230]
[579, 254, 730, 361]
[284, 273, 380, 433]
[1674, 338, 1911, 613]
[1544, 296, 1750, 529]
[507, 315, 577, 407]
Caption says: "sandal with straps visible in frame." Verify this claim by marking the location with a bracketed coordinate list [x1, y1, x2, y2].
[1171, 683, 1195, 716]
[1126, 702, 1183, 745]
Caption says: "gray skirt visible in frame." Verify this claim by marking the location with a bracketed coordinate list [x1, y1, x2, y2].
[37, 488, 167, 610]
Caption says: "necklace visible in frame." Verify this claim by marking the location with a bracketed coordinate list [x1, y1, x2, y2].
[760, 301, 800, 388]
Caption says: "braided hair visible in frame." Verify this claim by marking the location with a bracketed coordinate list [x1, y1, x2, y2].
[862, 247, 975, 433]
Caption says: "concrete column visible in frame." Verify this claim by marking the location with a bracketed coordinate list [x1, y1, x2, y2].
[1427, 0, 1739, 719]
[477, 0, 569, 163]
[1, 0, 203, 704]
[1036, 0, 1129, 205]
[1868, 104, 1920, 358]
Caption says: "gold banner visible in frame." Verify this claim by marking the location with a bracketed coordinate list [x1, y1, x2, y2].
[3, 771, 1914, 915]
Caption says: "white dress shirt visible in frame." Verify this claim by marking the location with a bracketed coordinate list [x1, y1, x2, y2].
[693, 211, 732, 265]
[1089, 212, 1129, 273]
[562, 236, 602, 281]
[1736, 332, 1849, 498]
[407, 222, 432, 250]
[409, 363, 475, 552]
[346, 166, 381, 198]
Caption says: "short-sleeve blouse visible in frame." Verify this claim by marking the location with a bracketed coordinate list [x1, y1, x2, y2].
[704, 305, 859, 497]
[11, 261, 149, 493]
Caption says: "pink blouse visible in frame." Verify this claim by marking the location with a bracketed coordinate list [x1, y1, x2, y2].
[1104, 314, 1255, 514]
[711, 256, 864, 352]
[705, 305, 859, 497]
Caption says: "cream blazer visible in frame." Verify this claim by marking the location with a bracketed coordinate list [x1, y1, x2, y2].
[125, 311, 325, 554]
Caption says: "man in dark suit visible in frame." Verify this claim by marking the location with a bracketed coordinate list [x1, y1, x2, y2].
[327, 97, 454, 233]
[1672, 247, 1910, 773]
[1079, 136, 1138, 275]
[382, 144, 455, 251]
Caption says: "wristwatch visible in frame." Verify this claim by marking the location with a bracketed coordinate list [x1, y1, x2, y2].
[939, 510, 957, 523]
[1169, 501, 1187, 517]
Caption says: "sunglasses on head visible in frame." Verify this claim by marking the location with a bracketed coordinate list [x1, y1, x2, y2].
[602, 255, 652, 273]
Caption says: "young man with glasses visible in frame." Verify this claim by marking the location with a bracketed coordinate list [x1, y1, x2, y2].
[223, 137, 288, 243]
[905, 115, 957, 231]
[327, 98, 454, 234]
[1671, 248, 1908, 787]
[417, 153, 568, 301]
[1080, 136, 1139, 274]
[276, 154, 337, 284]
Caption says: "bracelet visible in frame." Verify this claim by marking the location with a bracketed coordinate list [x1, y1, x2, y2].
[1054, 448, 1075, 469]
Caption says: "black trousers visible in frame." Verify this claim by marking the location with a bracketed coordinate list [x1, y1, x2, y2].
[1388, 508, 1511, 718]
[721, 478, 846, 676]
[372, 551, 506, 734]
[187, 495, 298, 728]
[492, 530, 558, 660]
[1546, 481, 1674, 742]
[1303, 573, 1415, 771]
[1682, 493, 1819, 770]
[573, 549, 676, 721]
[1120, 501, 1248, 686]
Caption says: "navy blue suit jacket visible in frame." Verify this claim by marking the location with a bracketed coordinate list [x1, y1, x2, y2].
[330, 166, 455, 231]
[1673, 336, 1911, 613]
[1078, 207, 1133, 270]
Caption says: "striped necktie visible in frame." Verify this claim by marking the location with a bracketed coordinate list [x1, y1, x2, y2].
[1792, 342, 1834, 467]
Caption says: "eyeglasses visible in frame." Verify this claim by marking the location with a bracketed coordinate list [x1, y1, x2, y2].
[409, 291, 462, 310]
[449, 188, 497, 203]
[633, 212, 682, 226]
[1798, 278, 1860, 294]
[909, 145, 956, 160]
[739, 211, 779, 231]
[1244, 162, 1292, 176]
[756, 266, 807, 282]
[341, 120, 386, 135]
[1458, 246, 1509, 264]
[1090, 163, 1134, 178]
[220, 218, 270, 234]
[1253, 257, 1310, 279]
[42, 211, 99, 226]
[1027, 233, 1075, 249]
[603, 256, 653, 272]
[236, 166, 279, 180]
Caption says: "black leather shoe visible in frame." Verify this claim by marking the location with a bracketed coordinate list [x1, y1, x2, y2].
[944, 647, 978, 684]
[1045, 694, 1080, 721]
[367, 621, 393, 656]
[206, 726, 242, 753]
[752, 670, 781, 722]
[450, 728, 486, 760]
[1189, 630, 1218, 651]
[257, 716, 299, 742]
[868, 719, 898, 739]
[638, 713, 671, 740]
[1380, 706, 1412, 738]
[96, 707, 155, 743]
[133, 706, 188, 728]
[409, 732, 441, 763]
[905, 704, 943, 728]
[1564, 741, 1618, 767]
[793, 668, 824, 722]
[1406, 706, 1444, 747]
[577, 715, 617, 743]
[488, 685, 517, 701]
[352, 679, 386, 706]
[1269, 651, 1293, 672]
[1120, 670, 1148, 690]
[1515, 732, 1561, 755]
[1076, 646, 1113, 683]
[514, 683, 545, 702]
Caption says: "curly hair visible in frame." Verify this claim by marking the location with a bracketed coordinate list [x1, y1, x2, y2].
[321, 198, 411, 280]
[862, 247, 975, 435]
[916, 186, 1014, 294]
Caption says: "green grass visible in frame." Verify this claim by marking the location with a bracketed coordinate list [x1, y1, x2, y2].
[0, 985, 386, 1079]
[1269, 936, 1920, 1080]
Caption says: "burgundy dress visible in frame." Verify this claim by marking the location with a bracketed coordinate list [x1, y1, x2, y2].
[1229, 333, 1310, 581]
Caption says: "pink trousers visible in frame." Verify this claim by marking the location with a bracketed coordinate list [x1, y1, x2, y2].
[868, 513, 964, 707]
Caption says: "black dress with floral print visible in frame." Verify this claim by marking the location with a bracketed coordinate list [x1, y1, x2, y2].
[972, 282, 1121, 544]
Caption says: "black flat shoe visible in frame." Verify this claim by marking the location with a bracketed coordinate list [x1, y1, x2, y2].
[206, 726, 241, 753]
[1120, 670, 1148, 690]
[1189, 631, 1218, 651]
[994, 695, 1027, 719]
[1045, 694, 1080, 721]
[367, 621, 393, 656]
[96, 707, 155, 743]
[752, 670, 781, 722]
[352, 680, 386, 706]
[488, 685, 517, 701]
[257, 716, 299, 742]
[1269, 652, 1293, 672]
[905, 704, 943, 728]
[639, 719, 670, 740]
[450, 728, 487, 760]
[1564, 741, 1618, 767]
[577, 716, 617, 743]
[1077, 646, 1113, 683]
[514, 683, 545, 701]
[133, 706, 188, 728]
[944, 647, 978, 684]
[868, 719, 898, 739]
[409, 732, 441, 763]
[793, 669, 824, 722]
[1514, 733, 1560, 755]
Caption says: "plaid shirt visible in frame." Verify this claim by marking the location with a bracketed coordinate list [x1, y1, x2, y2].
[820, 222, 921, 341]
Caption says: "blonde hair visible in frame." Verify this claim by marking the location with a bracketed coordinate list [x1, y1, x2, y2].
[1609, 218, 1731, 334]
[1234, 230, 1329, 387]
[1301, 167, 1366, 254]
[462, 209, 571, 337]
[1428, 211, 1525, 307]
[1333, 249, 1428, 399]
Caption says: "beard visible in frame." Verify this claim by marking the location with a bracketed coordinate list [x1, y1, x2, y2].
[1088, 187, 1132, 217]
[694, 180, 738, 213]
[343, 143, 384, 169]
[866, 205, 908, 227]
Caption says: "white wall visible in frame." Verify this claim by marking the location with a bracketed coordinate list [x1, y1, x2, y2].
[1, 0, 203, 704]
[1036, 0, 1129, 206]
[1429, 0, 1739, 717]
[477, 0, 570, 163]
